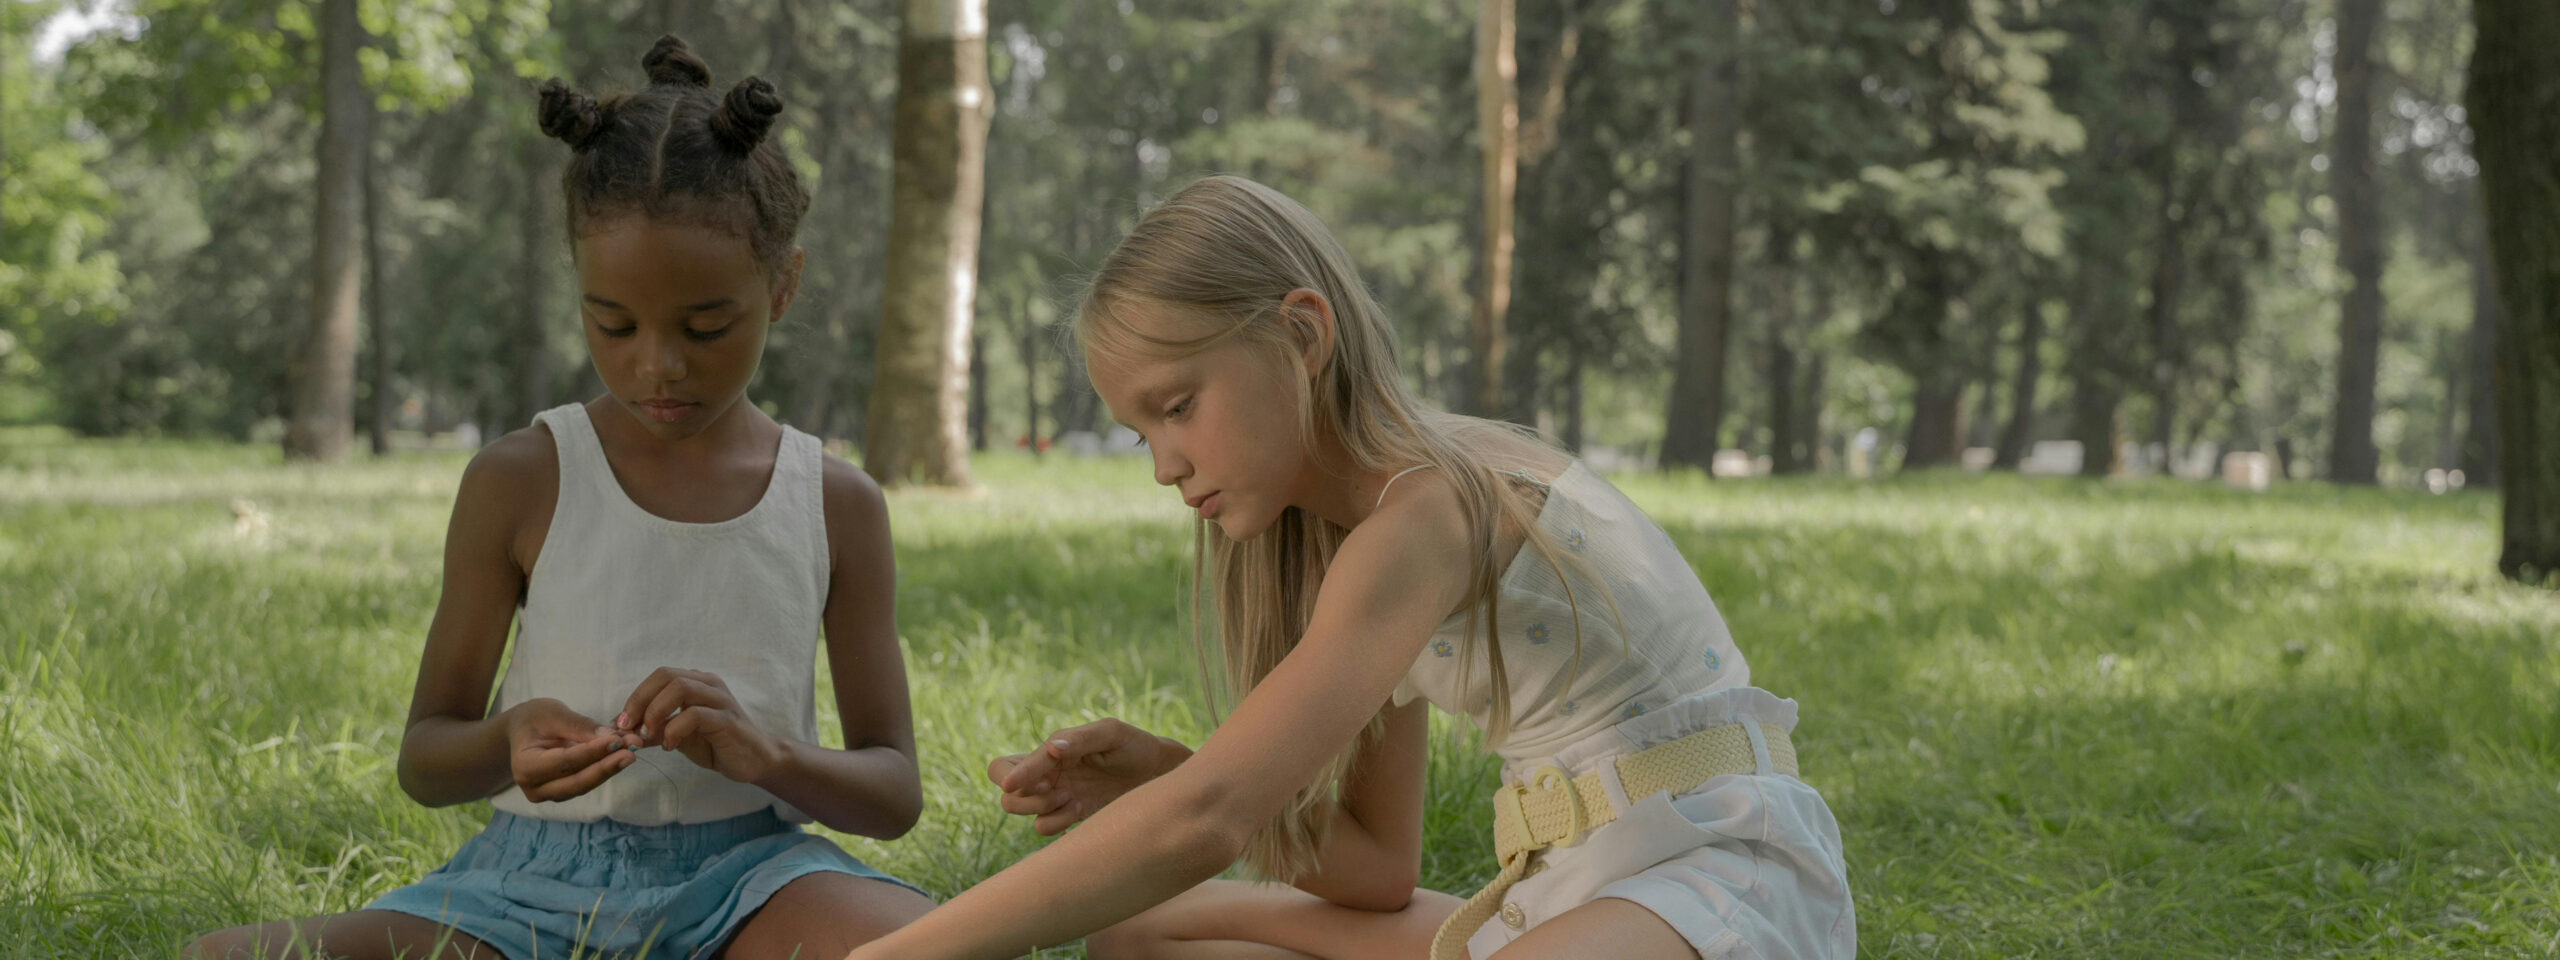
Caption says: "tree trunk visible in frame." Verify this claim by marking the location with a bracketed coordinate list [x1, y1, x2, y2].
[2469, 0, 2560, 583]
[2460, 214, 2502, 486]
[2071, 378, 2122, 478]
[1472, 0, 1517, 420]
[865, 0, 989, 488]
[1993, 298, 2047, 470]
[1660, 0, 1737, 472]
[2327, 0, 2386, 485]
[1768, 341, 1799, 472]
[1019, 317, 1043, 458]
[1800, 353, 1827, 472]
[968, 331, 988, 452]
[1903, 372, 1965, 471]
[283, 0, 365, 462]
[365, 110, 392, 456]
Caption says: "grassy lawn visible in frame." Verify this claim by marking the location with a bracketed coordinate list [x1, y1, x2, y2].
[3, 424, 2556, 958]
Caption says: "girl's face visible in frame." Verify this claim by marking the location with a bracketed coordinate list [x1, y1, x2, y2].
[574, 217, 800, 442]
[1092, 306, 1318, 542]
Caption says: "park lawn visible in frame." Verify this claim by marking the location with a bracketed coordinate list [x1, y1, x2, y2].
[2, 424, 2556, 958]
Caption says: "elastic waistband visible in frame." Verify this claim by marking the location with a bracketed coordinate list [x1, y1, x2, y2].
[481, 807, 795, 860]
[1501, 685, 1799, 783]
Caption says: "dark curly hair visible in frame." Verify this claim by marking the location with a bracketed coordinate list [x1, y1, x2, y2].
[535, 34, 809, 272]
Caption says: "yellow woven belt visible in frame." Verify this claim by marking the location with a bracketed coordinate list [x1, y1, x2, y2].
[1429, 721, 1796, 960]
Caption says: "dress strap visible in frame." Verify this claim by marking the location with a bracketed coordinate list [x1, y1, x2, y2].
[1375, 464, 1435, 510]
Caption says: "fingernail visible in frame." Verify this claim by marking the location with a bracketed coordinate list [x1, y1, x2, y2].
[615, 712, 629, 728]
[1050, 740, 1070, 748]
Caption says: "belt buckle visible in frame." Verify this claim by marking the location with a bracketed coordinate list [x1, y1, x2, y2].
[1528, 764, 1590, 848]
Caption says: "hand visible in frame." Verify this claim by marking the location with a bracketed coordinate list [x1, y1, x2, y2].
[618, 667, 786, 784]
[986, 717, 1190, 835]
[504, 698, 641, 803]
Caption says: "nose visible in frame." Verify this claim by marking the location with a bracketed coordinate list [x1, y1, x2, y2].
[636, 326, 686, 383]
[1150, 442, 1187, 488]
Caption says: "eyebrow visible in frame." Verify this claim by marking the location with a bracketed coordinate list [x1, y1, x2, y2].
[582, 295, 739, 313]
[1112, 380, 1184, 431]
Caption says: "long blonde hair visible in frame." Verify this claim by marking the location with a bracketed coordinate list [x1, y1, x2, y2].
[1075, 175, 1611, 882]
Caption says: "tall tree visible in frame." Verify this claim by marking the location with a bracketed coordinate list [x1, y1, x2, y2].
[1993, 298, 2048, 470]
[2326, 0, 2385, 484]
[1472, 0, 1517, 421]
[364, 115, 391, 455]
[865, 0, 989, 487]
[2468, 0, 2559, 583]
[1659, 0, 1736, 472]
[283, 0, 366, 462]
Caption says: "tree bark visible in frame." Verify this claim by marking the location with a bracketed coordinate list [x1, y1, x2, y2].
[2327, 0, 2386, 484]
[968, 331, 988, 452]
[365, 108, 392, 456]
[1472, 0, 1517, 420]
[1019, 316, 1043, 457]
[284, 0, 365, 462]
[1903, 371, 1965, 471]
[865, 0, 989, 488]
[1660, 0, 1738, 472]
[2469, 0, 2560, 584]
[1993, 298, 2047, 470]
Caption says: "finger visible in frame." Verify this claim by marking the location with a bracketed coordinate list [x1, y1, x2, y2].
[640, 679, 702, 745]
[533, 731, 624, 779]
[999, 787, 1070, 818]
[524, 749, 637, 802]
[1001, 745, 1065, 792]
[1033, 798, 1087, 836]
[659, 704, 721, 753]
[619, 666, 679, 735]
[988, 754, 1032, 788]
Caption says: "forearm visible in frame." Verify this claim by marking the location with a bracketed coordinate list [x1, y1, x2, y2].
[397, 706, 518, 806]
[1287, 801, 1422, 910]
[852, 774, 1245, 960]
[753, 739, 923, 839]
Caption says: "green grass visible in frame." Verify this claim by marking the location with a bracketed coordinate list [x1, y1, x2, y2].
[3, 425, 2557, 958]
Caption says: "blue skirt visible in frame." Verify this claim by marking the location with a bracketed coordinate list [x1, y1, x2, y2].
[368, 808, 925, 960]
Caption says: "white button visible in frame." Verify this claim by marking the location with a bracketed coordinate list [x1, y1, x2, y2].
[1500, 902, 1527, 929]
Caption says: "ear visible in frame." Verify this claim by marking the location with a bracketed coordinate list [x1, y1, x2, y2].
[769, 247, 806, 322]
[1281, 288, 1337, 380]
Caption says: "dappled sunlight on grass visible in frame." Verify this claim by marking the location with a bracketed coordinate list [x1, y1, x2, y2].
[3, 442, 2553, 957]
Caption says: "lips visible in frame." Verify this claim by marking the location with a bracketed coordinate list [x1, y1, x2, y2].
[1184, 490, 1217, 509]
[638, 398, 697, 423]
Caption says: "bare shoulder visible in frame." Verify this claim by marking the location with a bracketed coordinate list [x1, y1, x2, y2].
[451, 424, 559, 575]
[818, 452, 890, 567]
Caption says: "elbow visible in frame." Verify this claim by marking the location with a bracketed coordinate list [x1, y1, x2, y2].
[868, 789, 926, 841]
[1144, 778, 1253, 877]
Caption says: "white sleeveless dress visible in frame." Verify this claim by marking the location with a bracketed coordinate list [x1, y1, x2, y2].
[491, 402, 829, 826]
[1393, 462, 1856, 959]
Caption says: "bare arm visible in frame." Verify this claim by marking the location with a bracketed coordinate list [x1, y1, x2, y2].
[398, 428, 634, 806]
[848, 487, 1476, 960]
[1285, 696, 1430, 910]
[751, 458, 923, 838]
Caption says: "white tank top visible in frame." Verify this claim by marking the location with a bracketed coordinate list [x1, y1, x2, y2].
[1390, 460, 1751, 759]
[490, 403, 827, 825]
